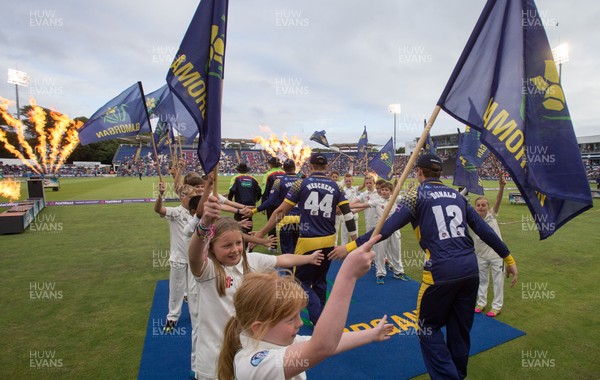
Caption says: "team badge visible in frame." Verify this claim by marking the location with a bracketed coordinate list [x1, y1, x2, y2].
[250, 350, 269, 366]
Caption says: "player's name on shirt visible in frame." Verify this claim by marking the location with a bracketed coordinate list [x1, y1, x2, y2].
[306, 182, 336, 192]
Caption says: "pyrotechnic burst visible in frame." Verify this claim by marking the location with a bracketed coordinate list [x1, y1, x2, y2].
[0, 97, 81, 175]
[0, 178, 21, 201]
[252, 133, 312, 171]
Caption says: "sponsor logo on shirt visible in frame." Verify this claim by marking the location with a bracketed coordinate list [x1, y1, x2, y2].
[250, 350, 269, 366]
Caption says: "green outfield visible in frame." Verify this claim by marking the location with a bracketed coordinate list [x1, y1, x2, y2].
[1, 176, 599, 379]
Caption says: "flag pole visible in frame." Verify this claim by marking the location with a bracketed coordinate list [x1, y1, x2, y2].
[138, 81, 163, 182]
[372, 105, 442, 236]
[212, 163, 219, 197]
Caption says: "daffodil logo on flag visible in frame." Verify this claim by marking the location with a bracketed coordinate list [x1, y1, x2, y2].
[102, 105, 128, 124]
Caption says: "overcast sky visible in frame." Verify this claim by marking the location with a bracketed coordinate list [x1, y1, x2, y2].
[2, 0, 598, 150]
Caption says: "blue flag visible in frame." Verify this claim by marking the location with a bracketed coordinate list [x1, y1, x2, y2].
[310, 130, 330, 147]
[357, 126, 368, 155]
[370, 138, 395, 180]
[153, 121, 173, 154]
[461, 125, 489, 167]
[78, 82, 150, 145]
[140, 85, 171, 134]
[454, 130, 484, 195]
[437, 0, 592, 239]
[166, 0, 229, 174]
[152, 89, 199, 146]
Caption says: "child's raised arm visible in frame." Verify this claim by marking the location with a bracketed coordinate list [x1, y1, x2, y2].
[492, 177, 506, 215]
[188, 195, 221, 277]
[154, 181, 167, 216]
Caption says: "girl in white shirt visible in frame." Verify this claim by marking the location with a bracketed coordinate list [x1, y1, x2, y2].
[188, 196, 324, 380]
[217, 235, 392, 380]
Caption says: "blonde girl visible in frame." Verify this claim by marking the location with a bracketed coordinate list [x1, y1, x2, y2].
[188, 196, 324, 380]
[218, 235, 392, 380]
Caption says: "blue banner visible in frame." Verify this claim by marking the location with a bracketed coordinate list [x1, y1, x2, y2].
[310, 130, 330, 147]
[357, 126, 368, 155]
[454, 130, 484, 195]
[152, 89, 199, 146]
[461, 125, 489, 167]
[78, 82, 150, 145]
[437, 0, 592, 239]
[166, 0, 229, 174]
[370, 138, 395, 180]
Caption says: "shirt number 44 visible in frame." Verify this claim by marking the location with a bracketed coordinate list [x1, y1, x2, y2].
[304, 192, 333, 218]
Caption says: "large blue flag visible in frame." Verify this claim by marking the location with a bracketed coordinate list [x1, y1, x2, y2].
[357, 126, 368, 155]
[78, 82, 150, 145]
[310, 130, 330, 147]
[437, 0, 592, 239]
[454, 130, 484, 195]
[166, 0, 228, 174]
[370, 138, 395, 180]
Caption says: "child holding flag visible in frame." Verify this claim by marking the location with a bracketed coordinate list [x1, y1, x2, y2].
[153, 182, 196, 333]
[474, 177, 507, 317]
[187, 194, 324, 380]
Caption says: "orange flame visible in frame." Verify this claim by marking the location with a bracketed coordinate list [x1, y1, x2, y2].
[252, 134, 312, 171]
[0, 97, 80, 174]
[0, 178, 21, 201]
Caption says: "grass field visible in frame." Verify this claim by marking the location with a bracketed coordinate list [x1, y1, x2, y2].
[1, 176, 599, 379]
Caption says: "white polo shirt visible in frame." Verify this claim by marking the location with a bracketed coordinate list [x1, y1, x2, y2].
[356, 190, 379, 230]
[194, 252, 277, 379]
[162, 205, 192, 263]
[234, 333, 311, 380]
[473, 210, 503, 261]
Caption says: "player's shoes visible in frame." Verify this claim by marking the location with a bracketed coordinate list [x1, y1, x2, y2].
[474, 305, 485, 313]
[393, 273, 409, 281]
[486, 309, 501, 317]
[163, 320, 176, 334]
[376, 276, 385, 285]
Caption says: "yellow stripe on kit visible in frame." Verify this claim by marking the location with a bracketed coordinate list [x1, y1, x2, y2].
[276, 215, 301, 253]
[295, 235, 336, 256]
[415, 282, 431, 328]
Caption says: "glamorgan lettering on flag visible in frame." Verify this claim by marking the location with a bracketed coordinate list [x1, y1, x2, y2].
[454, 130, 484, 195]
[78, 82, 150, 145]
[437, 0, 592, 239]
[370, 138, 395, 180]
[310, 130, 330, 147]
[167, 0, 229, 174]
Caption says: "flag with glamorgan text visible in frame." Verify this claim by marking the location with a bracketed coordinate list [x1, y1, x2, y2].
[78, 82, 150, 145]
[166, 0, 229, 174]
[370, 138, 395, 180]
[437, 0, 592, 239]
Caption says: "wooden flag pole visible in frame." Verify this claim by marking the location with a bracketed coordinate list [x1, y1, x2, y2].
[328, 152, 343, 170]
[372, 105, 442, 236]
[138, 81, 163, 182]
[212, 163, 219, 197]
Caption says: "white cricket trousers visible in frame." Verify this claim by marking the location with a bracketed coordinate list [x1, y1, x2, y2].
[476, 255, 504, 310]
[374, 230, 404, 276]
[166, 261, 188, 322]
